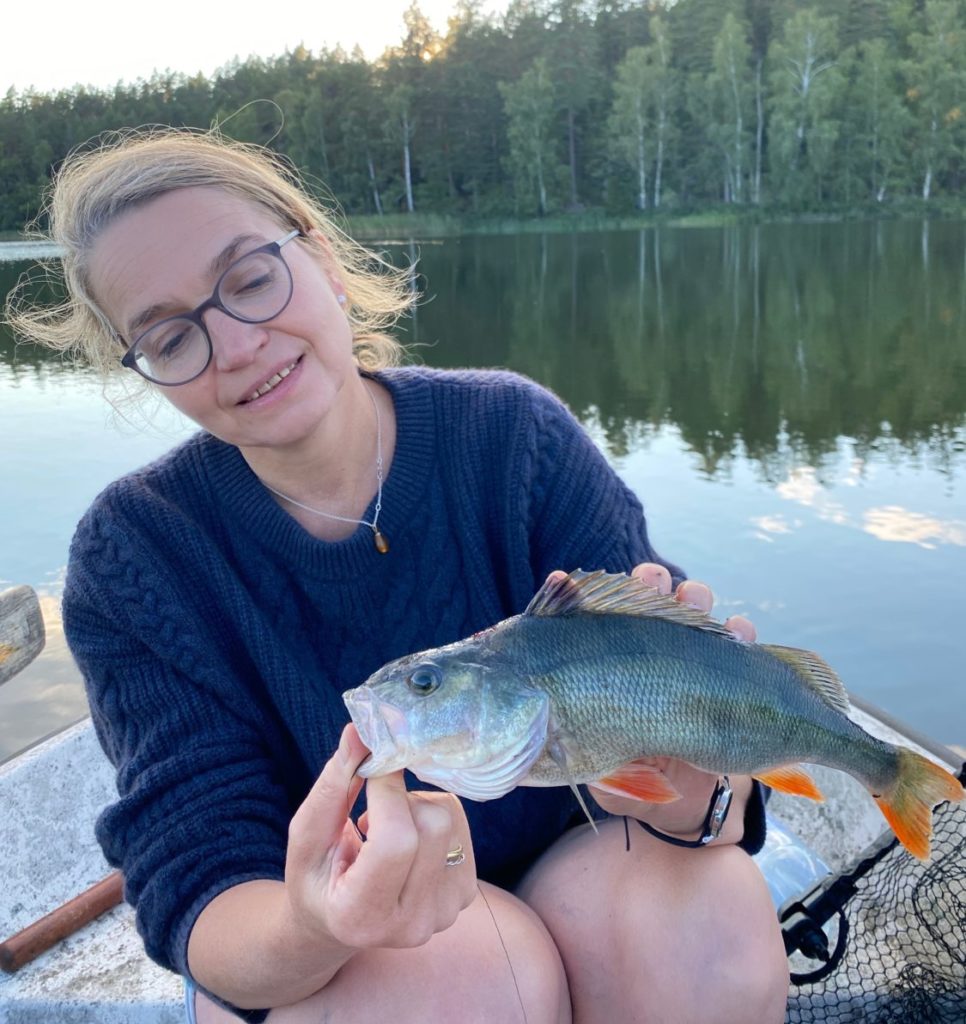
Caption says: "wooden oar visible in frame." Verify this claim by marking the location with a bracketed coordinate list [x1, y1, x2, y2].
[0, 586, 46, 686]
[0, 871, 124, 973]
[0, 583, 124, 972]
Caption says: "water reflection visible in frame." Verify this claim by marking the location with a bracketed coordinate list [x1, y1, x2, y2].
[5, 221, 966, 481]
[410, 221, 966, 481]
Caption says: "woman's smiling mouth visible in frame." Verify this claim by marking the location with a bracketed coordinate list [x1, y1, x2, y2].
[240, 358, 301, 404]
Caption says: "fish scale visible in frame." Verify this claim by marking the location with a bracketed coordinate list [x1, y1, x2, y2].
[493, 612, 899, 791]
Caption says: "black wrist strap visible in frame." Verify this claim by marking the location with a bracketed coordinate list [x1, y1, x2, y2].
[626, 775, 733, 849]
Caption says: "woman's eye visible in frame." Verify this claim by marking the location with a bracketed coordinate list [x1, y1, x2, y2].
[407, 666, 441, 695]
[143, 326, 190, 362]
[159, 331, 189, 357]
[231, 272, 272, 296]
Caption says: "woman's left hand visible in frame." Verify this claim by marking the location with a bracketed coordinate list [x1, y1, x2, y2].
[585, 562, 755, 846]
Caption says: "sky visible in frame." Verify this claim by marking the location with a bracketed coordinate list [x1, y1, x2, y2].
[3, 1, 509, 96]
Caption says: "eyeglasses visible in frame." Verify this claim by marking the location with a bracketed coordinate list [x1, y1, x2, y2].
[120, 229, 301, 386]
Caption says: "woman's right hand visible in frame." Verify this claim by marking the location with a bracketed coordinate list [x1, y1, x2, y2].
[284, 724, 477, 951]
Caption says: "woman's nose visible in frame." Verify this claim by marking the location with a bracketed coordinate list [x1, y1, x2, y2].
[206, 309, 268, 371]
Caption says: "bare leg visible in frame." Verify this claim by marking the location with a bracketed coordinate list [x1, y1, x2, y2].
[194, 882, 571, 1024]
[516, 817, 789, 1024]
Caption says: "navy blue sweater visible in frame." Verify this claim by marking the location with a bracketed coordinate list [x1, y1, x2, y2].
[63, 368, 687, 993]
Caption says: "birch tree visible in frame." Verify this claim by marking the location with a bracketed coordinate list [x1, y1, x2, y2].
[903, 0, 966, 200]
[649, 16, 675, 209]
[707, 13, 754, 203]
[845, 38, 909, 202]
[768, 9, 844, 206]
[608, 47, 652, 210]
[607, 18, 676, 211]
[499, 57, 560, 215]
[385, 84, 418, 212]
[546, 0, 599, 210]
[382, 2, 441, 213]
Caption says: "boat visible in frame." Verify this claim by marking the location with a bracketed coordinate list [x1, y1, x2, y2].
[1, 586, 963, 1023]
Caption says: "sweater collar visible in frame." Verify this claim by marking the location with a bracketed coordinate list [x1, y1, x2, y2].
[200, 368, 436, 577]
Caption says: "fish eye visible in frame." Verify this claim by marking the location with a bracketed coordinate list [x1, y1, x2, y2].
[407, 665, 441, 696]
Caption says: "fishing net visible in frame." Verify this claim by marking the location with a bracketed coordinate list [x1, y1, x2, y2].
[783, 766, 965, 1023]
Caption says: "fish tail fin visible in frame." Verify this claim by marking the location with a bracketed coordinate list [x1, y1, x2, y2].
[875, 748, 964, 861]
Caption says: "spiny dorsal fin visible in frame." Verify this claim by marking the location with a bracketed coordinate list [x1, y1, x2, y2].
[761, 644, 851, 713]
[525, 569, 736, 638]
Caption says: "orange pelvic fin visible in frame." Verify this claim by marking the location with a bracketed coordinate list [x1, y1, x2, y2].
[875, 748, 965, 861]
[595, 759, 682, 803]
[753, 764, 825, 802]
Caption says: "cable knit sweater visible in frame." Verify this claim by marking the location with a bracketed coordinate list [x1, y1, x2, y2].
[63, 367, 689, 997]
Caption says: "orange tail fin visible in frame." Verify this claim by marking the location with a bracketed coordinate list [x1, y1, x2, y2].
[875, 748, 965, 860]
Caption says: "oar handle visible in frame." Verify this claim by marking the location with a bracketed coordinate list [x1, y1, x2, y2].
[0, 870, 124, 973]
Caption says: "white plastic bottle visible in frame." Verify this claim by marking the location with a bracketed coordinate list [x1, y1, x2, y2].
[754, 814, 832, 910]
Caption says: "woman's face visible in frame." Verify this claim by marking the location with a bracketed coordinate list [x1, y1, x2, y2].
[88, 186, 356, 452]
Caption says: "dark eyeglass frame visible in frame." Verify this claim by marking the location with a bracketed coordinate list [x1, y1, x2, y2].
[119, 228, 301, 386]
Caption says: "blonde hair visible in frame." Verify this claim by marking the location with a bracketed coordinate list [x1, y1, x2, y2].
[6, 126, 412, 387]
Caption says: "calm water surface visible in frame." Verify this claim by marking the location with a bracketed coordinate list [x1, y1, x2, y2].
[2, 220, 965, 761]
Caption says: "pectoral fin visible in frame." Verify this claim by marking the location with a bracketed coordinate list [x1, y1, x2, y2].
[594, 759, 683, 804]
[753, 764, 824, 801]
[545, 734, 600, 832]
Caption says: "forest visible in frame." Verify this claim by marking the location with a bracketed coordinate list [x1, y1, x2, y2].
[1, 0, 965, 232]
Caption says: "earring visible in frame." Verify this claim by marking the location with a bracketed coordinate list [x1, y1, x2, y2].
[337, 293, 348, 306]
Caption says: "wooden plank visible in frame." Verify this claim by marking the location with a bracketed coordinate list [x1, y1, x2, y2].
[0, 586, 46, 686]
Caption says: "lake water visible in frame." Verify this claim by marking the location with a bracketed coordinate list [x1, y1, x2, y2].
[2, 220, 965, 762]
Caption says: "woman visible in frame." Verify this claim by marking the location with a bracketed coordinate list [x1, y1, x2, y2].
[9, 129, 788, 1023]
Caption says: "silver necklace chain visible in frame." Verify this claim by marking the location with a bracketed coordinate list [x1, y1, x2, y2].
[261, 380, 389, 552]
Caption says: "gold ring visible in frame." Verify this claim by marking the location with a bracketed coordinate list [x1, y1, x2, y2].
[445, 844, 465, 867]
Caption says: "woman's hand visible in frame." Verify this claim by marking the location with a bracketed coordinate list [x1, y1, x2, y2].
[285, 724, 478, 951]
[187, 725, 479, 1008]
[587, 562, 755, 845]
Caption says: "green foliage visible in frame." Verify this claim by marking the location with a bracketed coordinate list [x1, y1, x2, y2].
[706, 13, 755, 203]
[839, 37, 911, 202]
[767, 9, 845, 207]
[3, 0, 966, 231]
[903, 0, 966, 199]
[499, 57, 563, 214]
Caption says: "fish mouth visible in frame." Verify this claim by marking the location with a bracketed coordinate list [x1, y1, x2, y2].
[343, 686, 411, 777]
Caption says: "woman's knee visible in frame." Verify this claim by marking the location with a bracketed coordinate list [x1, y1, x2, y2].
[519, 819, 788, 1024]
[205, 885, 570, 1024]
[690, 847, 789, 1022]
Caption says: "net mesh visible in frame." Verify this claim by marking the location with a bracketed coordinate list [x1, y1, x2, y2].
[785, 781, 965, 1024]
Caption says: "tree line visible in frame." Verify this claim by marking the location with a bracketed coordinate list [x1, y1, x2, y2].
[2, 0, 965, 232]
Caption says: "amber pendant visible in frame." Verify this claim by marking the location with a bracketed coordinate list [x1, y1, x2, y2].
[373, 528, 390, 554]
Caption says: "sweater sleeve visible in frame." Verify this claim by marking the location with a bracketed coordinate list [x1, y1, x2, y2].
[520, 382, 684, 586]
[63, 499, 291, 986]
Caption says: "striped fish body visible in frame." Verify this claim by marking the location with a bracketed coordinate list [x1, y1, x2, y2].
[345, 570, 964, 859]
[496, 610, 898, 795]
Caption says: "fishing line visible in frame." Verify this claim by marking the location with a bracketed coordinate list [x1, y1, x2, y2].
[347, 760, 526, 1021]
[347, 752, 369, 843]
[476, 882, 529, 1024]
